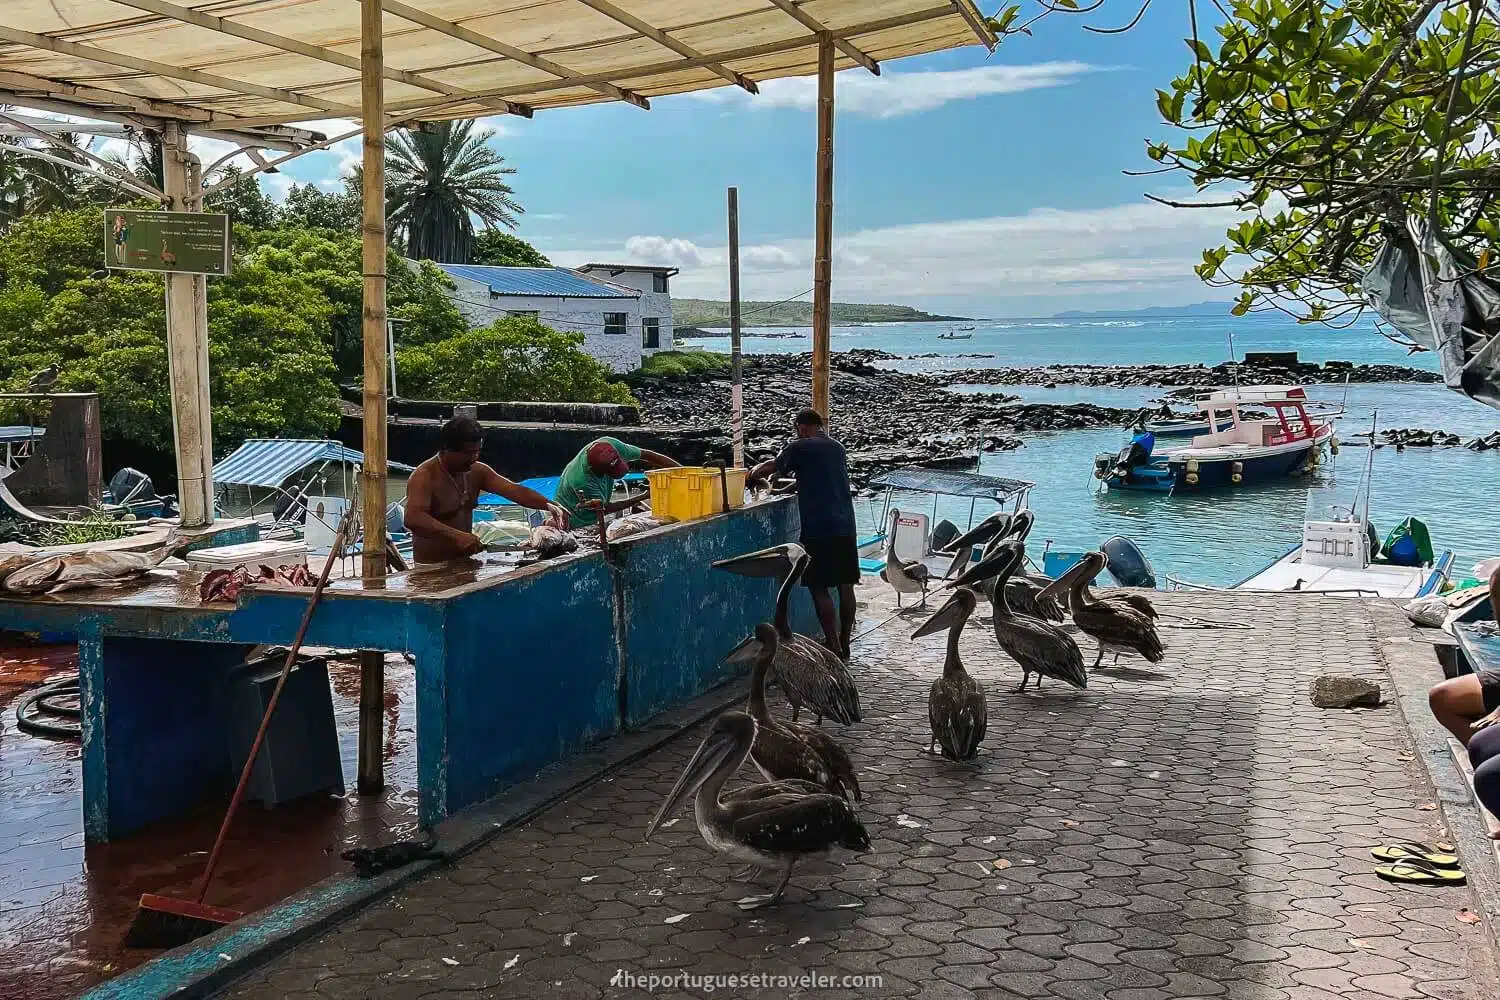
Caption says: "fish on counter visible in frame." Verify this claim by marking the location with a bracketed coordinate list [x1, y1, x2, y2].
[199, 563, 317, 603]
[527, 524, 578, 559]
[0, 533, 181, 595]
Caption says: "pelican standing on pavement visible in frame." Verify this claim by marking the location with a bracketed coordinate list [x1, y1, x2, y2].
[944, 512, 1062, 622]
[882, 508, 931, 608]
[912, 587, 988, 760]
[952, 540, 1087, 693]
[715, 543, 861, 725]
[645, 711, 870, 906]
[1038, 551, 1164, 668]
[745, 623, 861, 804]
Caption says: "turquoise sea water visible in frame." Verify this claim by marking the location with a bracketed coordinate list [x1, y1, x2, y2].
[687, 314, 1500, 587]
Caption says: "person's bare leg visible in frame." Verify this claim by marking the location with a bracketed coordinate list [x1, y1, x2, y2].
[1429, 674, 1487, 747]
[837, 583, 857, 658]
[810, 584, 839, 652]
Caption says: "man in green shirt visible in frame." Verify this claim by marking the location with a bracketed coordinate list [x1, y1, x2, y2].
[554, 437, 679, 528]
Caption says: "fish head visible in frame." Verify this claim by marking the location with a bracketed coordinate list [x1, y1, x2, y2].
[912, 586, 978, 639]
[948, 539, 1023, 591]
[645, 711, 754, 841]
[712, 543, 806, 579]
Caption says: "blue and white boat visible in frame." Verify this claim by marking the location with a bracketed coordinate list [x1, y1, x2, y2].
[1095, 385, 1338, 493]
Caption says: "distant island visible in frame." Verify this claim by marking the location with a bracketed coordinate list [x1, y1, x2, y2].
[675, 298, 968, 327]
[1052, 301, 1235, 319]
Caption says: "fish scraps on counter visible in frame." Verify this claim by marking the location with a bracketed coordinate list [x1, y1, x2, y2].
[199, 563, 317, 603]
[0, 533, 180, 595]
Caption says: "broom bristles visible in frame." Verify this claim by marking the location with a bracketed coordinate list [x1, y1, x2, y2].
[123, 893, 242, 950]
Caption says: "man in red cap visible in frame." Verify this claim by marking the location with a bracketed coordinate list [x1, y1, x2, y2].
[554, 436, 679, 529]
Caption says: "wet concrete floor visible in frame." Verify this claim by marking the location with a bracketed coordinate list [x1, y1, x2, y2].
[0, 640, 419, 1000]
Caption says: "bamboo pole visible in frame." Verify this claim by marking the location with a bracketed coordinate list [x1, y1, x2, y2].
[811, 33, 835, 421]
[728, 187, 744, 468]
[358, 0, 388, 796]
[160, 122, 213, 528]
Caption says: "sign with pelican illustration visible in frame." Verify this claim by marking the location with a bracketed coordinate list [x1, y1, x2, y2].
[104, 209, 231, 275]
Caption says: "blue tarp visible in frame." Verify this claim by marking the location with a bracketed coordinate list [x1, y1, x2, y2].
[480, 472, 646, 506]
[213, 439, 413, 489]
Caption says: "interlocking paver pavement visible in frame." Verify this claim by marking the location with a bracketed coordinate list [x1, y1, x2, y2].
[218, 590, 1500, 999]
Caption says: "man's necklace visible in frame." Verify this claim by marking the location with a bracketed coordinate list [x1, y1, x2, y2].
[440, 458, 468, 500]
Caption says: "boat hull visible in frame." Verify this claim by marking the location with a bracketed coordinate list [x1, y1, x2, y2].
[1144, 418, 1233, 437]
[1104, 441, 1322, 492]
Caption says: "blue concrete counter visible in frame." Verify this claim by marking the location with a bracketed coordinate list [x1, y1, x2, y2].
[0, 498, 815, 840]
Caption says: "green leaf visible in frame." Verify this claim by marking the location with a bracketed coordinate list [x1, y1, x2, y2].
[1056, 0, 1079, 9]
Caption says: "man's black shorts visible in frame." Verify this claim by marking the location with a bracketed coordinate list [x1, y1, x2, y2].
[801, 534, 860, 588]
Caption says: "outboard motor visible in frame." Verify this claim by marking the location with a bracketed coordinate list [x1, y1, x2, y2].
[1109, 430, 1155, 483]
[107, 467, 154, 505]
[1101, 535, 1157, 588]
[929, 519, 960, 553]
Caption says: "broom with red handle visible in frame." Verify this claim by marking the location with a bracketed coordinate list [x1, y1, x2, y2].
[125, 514, 353, 949]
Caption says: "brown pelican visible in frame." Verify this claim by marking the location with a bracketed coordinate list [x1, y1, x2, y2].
[745, 623, 861, 804]
[715, 544, 861, 726]
[912, 587, 987, 760]
[1038, 551, 1165, 668]
[645, 711, 870, 906]
[952, 540, 1087, 693]
[944, 511, 1063, 622]
[882, 508, 931, 607]
[940, 512, 1014, 580]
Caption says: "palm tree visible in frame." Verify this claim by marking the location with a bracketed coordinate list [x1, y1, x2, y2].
[386, 120, 522, 263]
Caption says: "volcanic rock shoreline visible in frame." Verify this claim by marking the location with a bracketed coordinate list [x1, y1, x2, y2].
[628, 351, 1452, 484]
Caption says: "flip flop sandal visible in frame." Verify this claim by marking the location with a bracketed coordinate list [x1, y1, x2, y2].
[1371, 842, 1461, 868]
[1374, 857, 1467, 886]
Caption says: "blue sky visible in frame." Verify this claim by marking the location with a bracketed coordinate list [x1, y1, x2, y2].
[256, 5, 1241, 318]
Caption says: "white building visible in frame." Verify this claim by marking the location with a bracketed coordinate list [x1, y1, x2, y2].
[431, 262, 676, 373]
[576, 263, 677, 354]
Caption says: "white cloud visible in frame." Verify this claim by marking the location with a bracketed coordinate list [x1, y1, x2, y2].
[679, 63, 1101, 118]
[549, 194, 1248, 312]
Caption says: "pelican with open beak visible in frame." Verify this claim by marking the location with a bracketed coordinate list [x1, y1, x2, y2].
[645, 711, 870, 906]
[952, 540, 1087, 693]
[912, 587, 987, 760]
[715, 543, 861, 725]
[939, 512, 1014, 580]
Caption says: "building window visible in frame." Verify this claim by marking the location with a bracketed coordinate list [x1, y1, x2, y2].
[653, 273, 669, 294]
[507, 310, 539, 320]
[642, 317, 660, 349]
[603, 312, 628, 335]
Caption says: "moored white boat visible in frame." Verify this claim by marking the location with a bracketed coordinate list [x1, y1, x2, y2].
[1234, 516, 1452, 598]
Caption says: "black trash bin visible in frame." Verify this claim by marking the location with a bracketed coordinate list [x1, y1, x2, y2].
[223, 650, 345, 807]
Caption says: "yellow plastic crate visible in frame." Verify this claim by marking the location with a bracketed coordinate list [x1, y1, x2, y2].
[644, 466, 747, 522]
[691, 467, 748, 514]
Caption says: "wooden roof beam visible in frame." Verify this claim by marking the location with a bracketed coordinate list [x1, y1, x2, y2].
[0, 68, 216, 122]
[218, 5, 964, 128]
[381, 0, 647, 110]
[764, 0, 879, 74]
[0, 23, 355, 115]
[106, 0, 528, 118]
[570, 0, 759, 93]
[949, 0, 999, 50]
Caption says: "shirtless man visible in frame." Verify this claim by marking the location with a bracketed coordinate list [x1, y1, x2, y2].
[403, 416, 566, 564]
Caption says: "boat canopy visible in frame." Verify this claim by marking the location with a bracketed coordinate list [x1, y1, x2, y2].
[867, 467, 1034, 503]
[213, 439, 413, 489]
[1197, 385, 1307, 407]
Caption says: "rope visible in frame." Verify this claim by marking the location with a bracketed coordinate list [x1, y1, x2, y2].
[1157, 614, 1255, 630]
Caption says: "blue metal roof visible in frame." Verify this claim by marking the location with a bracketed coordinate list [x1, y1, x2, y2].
[435, 264, 638, 299]
[213, 439, 413, 489]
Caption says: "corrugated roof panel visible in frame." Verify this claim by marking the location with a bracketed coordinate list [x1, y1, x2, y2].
[213, 439, 413, 488]
[434, 264, 638, 299]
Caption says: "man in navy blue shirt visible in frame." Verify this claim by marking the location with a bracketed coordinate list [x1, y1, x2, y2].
[749, 408, 859, 658]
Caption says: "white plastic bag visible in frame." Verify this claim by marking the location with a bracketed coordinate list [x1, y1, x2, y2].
[1403, 595, 1449, 628]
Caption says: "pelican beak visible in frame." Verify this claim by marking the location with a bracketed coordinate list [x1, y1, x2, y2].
[948, 544, 1019, 590]
[912, 589, 971, 639]
[941, 516, 1009, 554]
[645, 728, 740, 841]
[713, 544, 799, 579]
[1035, 556, 1092, 602]
[723, 631, 758, 665]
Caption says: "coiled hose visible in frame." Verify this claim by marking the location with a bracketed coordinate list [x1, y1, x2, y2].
[14, 675, 81, 740]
